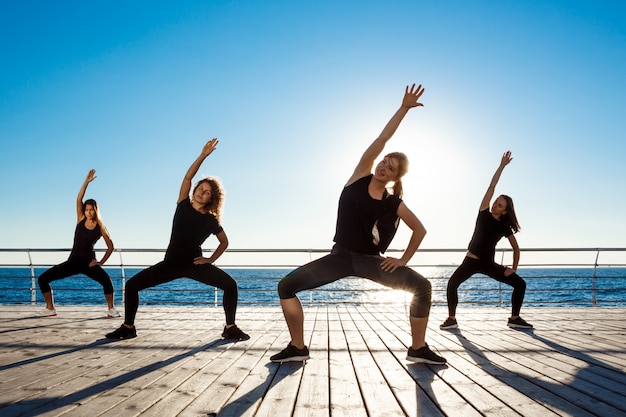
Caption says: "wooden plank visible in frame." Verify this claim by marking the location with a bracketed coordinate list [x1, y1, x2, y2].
[327, 306, 367, 417]
[293, 307, 330, 417]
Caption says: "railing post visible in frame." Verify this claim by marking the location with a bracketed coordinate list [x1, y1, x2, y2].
[28, 250, 36, 305]
[498, 250, 504, 307]
[308, 249, 313, 306]
[592, 249, 599, 307]
[119, 249, 126, 306]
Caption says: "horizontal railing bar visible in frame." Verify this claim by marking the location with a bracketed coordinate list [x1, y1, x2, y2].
[2, 247, 626, 253]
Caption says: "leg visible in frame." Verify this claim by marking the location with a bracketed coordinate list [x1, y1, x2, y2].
[37, 261, 82, 310]
[123, 262, 178, 326]
[280, 296, 306, 348]
[353, 256, 432, 348]
[42, 291, 55, 310]
[445, 257, 479, 318]
[484, 263, 527, 317]
[276, 253, 351, 347]
[104, 293, 115, 309]
[353, 256, 446, 364]
[185, 264, 239, 325]
[82, 265, 115, 309]
[410, 317, 428, 349]
[105, 262, 179, 340]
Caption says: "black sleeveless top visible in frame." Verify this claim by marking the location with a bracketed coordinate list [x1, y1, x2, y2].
[467, 209, 513, 261]
[164, 197, 223, 266]
[69, 218, 102, 261]
[333, 175, 402, 255]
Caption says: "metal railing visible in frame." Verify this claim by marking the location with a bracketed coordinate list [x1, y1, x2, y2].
[0, 247, 625, 308]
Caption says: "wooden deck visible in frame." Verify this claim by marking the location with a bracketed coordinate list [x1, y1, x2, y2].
[0, 305, 625, 417]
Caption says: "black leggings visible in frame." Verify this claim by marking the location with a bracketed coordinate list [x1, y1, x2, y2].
[446, 256, 526, 317]
[38, 259, 114, 295]
[278, 244, 432, 318]
[123, 261, 239, 326]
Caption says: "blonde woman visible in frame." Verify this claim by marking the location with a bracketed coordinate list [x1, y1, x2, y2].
[271, 85, 446, 364]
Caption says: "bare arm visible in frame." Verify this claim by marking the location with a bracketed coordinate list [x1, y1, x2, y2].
[347, 84, 425, 186]
[504, 234, 520, 276]
[480, 151, 513, 211]
[90, 226, 114, 267]
[76, 169, 96, 222]
[193, 230, 229, 265]
[379, 202, 427, 273]
[178, 138, 218, 203]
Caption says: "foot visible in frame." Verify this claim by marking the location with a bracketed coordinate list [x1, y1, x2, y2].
[39, 307, 57, 317]
[439, 317, 458, 330]
[406, 343, 447, 365]
[221, 325, 250, 341]
[105, 324, 137, 340]
[507, 316, 533, 329]
[107, 307, 121, 318]
[270, 342, 310, 363]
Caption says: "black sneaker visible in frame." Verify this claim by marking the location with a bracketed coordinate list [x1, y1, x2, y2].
[440, 317, 458, 330]
[105, 324, 137, 340]
[406, 344, 447, 365]
[507, 317, 533, 329]
[222, 325, 250, 341]
[270, 343, 310, 363]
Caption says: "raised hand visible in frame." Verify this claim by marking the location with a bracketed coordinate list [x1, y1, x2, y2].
[500, 151, 513, 167]
[201, 138, 219, 157]
[85, 169, 97, 183]
[401, 84, 425, 109]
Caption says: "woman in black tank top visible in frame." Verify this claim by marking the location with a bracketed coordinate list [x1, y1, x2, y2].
[37, 169, 117, 317]
[105, 139, 249, 342]
[440, 152, 532, 330]
[271, 84, 446, 365]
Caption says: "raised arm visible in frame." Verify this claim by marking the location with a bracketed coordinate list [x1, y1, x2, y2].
[347, 84, 425, 185]
[178, 138, 218, 203]
[76, 169, 97, 222]
[480, 151, 513, 211]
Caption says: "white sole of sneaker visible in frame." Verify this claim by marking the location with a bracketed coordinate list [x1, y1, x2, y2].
[406, 356, 446, 365]
[440, 325, 458, 330]
[270, 355, 310, 363]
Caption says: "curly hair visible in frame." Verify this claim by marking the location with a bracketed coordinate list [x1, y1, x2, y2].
[192, 177, 225, 223]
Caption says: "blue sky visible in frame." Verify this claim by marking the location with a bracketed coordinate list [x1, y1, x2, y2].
[1, 1, 625, 261]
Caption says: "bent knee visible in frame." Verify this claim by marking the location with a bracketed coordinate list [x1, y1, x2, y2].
[277, 279, 297, 299]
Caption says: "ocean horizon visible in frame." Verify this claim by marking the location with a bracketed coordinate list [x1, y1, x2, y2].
[1, 267, 625, 308]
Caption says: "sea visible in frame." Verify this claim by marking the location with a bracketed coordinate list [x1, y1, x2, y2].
[1, 267, 625, 308]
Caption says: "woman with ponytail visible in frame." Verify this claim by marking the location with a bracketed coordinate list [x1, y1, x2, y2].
[271, 84, 446, 365]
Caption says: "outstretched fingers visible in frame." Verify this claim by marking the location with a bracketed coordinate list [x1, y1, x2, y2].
[202, 138, 219, 156]
[403, 83, 425, 108]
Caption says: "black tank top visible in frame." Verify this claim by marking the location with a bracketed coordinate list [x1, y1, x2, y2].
[333, 175, 402, 255]
[69, 218, 102, 261]
[467, 209, 513, 261]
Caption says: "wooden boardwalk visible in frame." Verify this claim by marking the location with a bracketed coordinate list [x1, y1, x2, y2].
[0, 305, 625, 417]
